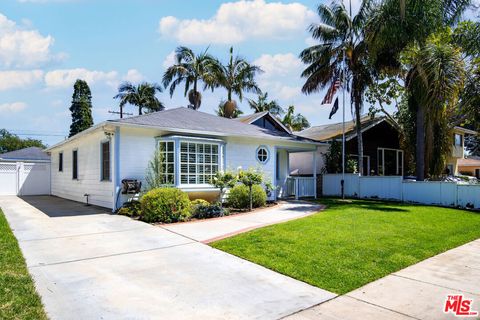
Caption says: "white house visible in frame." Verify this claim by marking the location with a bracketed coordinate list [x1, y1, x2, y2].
[46, 107, 321, 210]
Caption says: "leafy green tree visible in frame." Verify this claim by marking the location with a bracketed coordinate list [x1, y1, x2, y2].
[162, 46, 218, 110]
[69, 79, 94, 137]
[366, 0, 471, 180]
[214, 47, 262, 118]
[247, 92, 284, 116]
[322, 140, 342, 174]
[209, 170, 237, 207]
[282, 106, 310, 132]
[237, 168, 263, 211]
[0, 129, 46, 153]
[301, 0, 373, 176]
[114, 82, 163, 116]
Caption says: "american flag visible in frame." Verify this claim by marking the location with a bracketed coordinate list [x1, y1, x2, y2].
[321, 78, 341, 105]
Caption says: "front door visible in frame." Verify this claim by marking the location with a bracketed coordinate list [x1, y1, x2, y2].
[476, 168, 480, 179]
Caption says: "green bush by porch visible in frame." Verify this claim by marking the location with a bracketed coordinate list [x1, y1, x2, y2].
[212, 198, 480, 294]
[141, 188, 191, 223]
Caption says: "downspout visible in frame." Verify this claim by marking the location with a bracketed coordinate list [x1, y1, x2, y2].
[113, 126, 121, 212]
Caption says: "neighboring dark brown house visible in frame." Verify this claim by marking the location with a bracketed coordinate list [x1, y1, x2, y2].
[297, 116, 403, 176]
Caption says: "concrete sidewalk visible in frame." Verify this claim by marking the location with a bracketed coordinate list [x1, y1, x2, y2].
[286, 239, 480, 320]
[1, 196, 334, 320]
[162, 200, 323, 243]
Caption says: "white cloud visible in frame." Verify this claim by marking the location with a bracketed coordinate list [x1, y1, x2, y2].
[0, 102, 27, 112]
[162, 50, 176, 69]
[44, 68, 118, 88]
[158, 0, 315, 44]
[122, 69, 145, 83]
[0, 13, 61, 68]
[254, 53, 303, 78]
[0, 69, 43, 90]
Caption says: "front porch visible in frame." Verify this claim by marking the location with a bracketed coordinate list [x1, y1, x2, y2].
[275, 147, 318, 200]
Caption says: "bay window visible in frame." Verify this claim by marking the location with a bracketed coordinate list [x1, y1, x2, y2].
[180, 142, 219, 185]
[157, 141, 175, 185]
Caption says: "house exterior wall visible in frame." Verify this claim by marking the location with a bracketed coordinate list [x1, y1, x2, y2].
[458, 165, 480, 178]
[50, 125, 317, 209]
[50, 128, 114, 208]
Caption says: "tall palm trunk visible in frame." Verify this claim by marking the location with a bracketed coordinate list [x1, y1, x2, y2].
[138, 106, 142, 115]
[354, 99, 364, 175]
[416, 104, 426, 181]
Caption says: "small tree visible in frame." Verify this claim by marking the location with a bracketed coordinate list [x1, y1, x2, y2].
[209, 170, 237, 207]
[237, 168, 263, 211]
[322, 140, 342, 174]
[69, 79, 93, 137]
[145, 148, 168, 190]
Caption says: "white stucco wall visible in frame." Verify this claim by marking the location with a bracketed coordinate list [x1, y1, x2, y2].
[50, 128, 114, 208]
[289, 145, 328, 175]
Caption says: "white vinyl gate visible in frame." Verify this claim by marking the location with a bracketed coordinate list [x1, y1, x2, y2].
[0, 162, 50, 196]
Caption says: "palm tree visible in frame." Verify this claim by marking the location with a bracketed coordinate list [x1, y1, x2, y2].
[114, 82, 164, 116]
[366, 0, 471, 180]
[282, 105, 310, 132]
[216, 99, 244, 118]
[300, 1, 373, 176]
[162, 46, 218, 110]
[247, 92, 284, 116]
[214, 47, 262, 118]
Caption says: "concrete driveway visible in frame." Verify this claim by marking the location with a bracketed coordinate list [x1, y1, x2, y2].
[1, 196, 334, 320]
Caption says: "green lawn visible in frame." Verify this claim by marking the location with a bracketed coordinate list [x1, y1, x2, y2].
[212, 198, 480, 294]
[0, 210, 47, 320]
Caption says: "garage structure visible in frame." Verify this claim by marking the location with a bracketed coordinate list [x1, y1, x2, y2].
[0, 147, 51, 196]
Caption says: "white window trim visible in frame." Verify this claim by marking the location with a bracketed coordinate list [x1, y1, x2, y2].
[256, 145, 270, 164]
[156, 139, 176, 186]
[377, 147, 404, 176]
[100, 139, 111, 182]
[178, 140, 222, 187]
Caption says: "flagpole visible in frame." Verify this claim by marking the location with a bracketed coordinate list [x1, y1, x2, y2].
[341, 49, 346, 200]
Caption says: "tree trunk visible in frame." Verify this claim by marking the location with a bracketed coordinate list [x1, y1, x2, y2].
[354, 99, 364, 176]
[138, 106, 142, 115]
[416, 104, 425, 181]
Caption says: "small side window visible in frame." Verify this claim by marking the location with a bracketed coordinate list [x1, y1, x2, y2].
[101, 141, 110, 181]
[59, 152, 63, 172]
[256, 146, 269, 164]
[72, 150, 78, 180]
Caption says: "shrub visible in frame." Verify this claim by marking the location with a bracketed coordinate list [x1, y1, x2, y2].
[228, 184, 267, 209]
[140, 188, 191, 223]
[191, 203, 229, 219]
[117, 200, 142, 217]
[190, 199, 209, 213]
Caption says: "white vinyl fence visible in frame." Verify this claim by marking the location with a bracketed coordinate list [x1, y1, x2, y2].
[323, 174, 480, 209]
[0, 162, 51, 196]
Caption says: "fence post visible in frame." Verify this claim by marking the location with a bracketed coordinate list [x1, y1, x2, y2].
[295, 178, 299, 200]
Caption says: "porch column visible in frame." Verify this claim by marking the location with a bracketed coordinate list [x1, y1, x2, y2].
[313, 147, 317, 199]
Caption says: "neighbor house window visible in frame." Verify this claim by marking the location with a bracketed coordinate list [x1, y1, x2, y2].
[157, 141, 175, 185]
[378, 148, 403, 176]
[256, 146, 269, 164]
[180, 142, 219, 184]
[72, 150, 78, 180]
[58, 152, 63, 172]
[454, 133, 462, 146]
[101, 141, 110, 181]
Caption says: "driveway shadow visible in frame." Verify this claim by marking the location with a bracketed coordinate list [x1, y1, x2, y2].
[20, 195, 111, 218]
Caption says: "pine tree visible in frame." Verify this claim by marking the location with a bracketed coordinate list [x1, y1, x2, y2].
[69, 79, 94, 137]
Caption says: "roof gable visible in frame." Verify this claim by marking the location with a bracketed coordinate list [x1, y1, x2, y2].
[235, 111, 291, 134]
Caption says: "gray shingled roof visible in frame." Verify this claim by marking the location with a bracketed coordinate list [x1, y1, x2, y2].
[297, 116, 386, 141]
[109, 107, 315, 143]
[0, 147, 50, 161]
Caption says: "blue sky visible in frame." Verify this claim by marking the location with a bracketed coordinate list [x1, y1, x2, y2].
[0, 0, 476, 146]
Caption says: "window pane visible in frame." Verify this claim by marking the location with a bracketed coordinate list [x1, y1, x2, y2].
[179, 142, 220, 184]
[157, 141, 175, 185]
